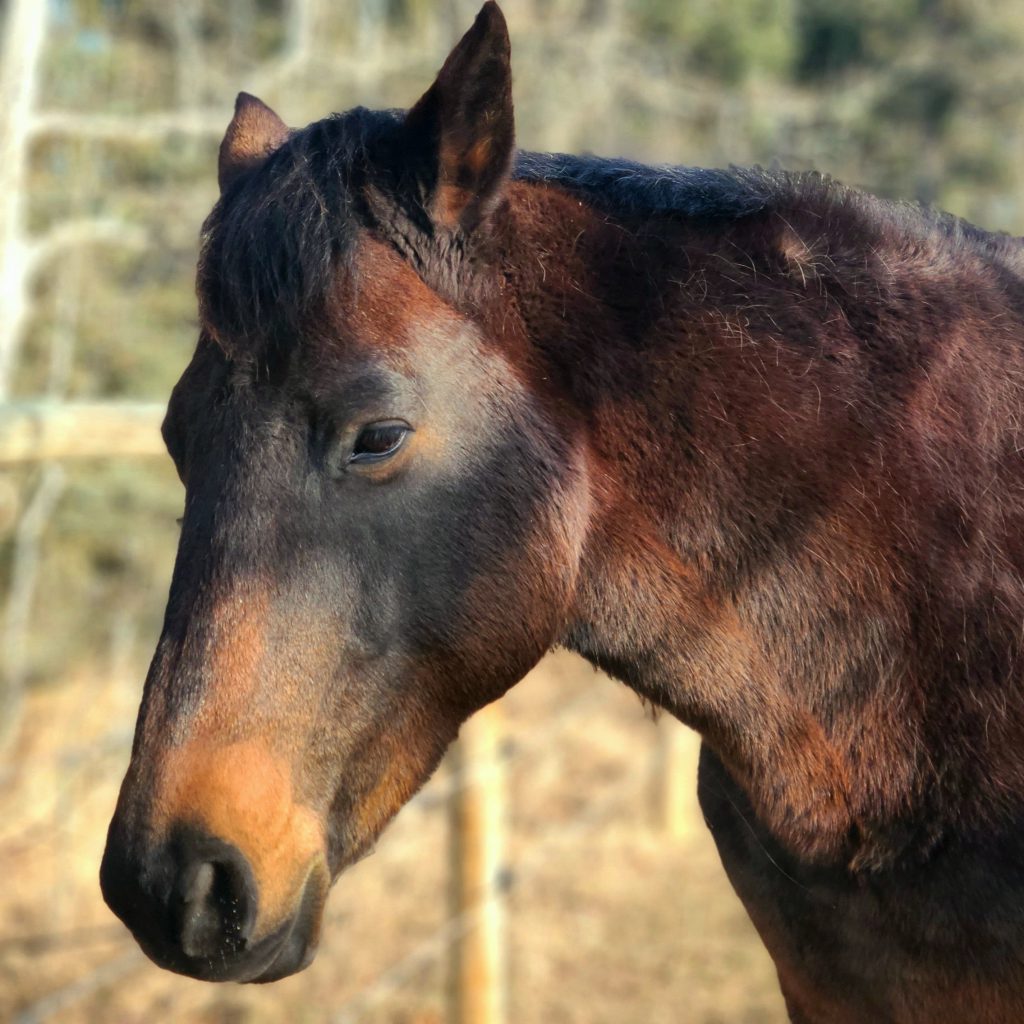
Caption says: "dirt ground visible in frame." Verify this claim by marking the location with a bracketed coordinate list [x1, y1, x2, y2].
[1, 650, 788, 1023]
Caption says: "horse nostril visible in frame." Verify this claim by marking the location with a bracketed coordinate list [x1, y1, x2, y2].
[175, 837, 257, 960]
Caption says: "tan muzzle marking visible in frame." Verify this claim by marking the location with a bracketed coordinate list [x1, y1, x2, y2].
[152, 738, 326, 939]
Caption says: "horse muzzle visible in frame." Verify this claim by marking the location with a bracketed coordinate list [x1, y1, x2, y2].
[99, 819, 329, 982]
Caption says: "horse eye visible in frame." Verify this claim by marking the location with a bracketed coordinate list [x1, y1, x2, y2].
[349, 421, 411, 465]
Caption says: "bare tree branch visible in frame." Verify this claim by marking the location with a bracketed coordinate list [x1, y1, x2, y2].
[25, 219, 149, 280]
[0, 0, 48, 398]
[31, 109, 228, 142]
[257, 0, 321, 93]
[0, 464, 65, 754]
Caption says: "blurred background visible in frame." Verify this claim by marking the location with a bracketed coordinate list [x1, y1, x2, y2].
[2, 0, 1024, 1021]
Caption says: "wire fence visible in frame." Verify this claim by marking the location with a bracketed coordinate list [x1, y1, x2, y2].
[0, 405, 705, 1021]
[0, 551, 707, 1023]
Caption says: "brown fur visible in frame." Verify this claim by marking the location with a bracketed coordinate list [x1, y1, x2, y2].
[101, 3, 1024, 1014]
[218, 93, 290, 193]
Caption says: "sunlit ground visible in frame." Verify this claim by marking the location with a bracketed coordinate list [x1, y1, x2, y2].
[1, 651, 786, 1024]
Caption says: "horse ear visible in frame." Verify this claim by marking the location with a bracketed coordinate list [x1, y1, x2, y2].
[218, 93, 290, 193]
[404, 2, 514, 232]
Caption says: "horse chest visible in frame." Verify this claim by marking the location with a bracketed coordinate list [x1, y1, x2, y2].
[697, 746, 1024, 1024]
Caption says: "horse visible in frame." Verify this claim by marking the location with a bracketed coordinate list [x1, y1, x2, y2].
[99, 3, 1024, 1020]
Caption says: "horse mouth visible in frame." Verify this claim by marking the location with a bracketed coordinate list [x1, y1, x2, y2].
[240, 868, 326, 983]
[231, 832, 380, 981]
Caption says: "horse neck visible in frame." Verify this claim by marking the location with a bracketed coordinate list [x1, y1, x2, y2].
[505, 178, 1024, 869]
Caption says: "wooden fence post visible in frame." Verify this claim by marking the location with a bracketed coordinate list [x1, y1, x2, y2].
[0, 401, 166, 464]
[447, 701, 507, 1024]
[653, 716, 703, 841]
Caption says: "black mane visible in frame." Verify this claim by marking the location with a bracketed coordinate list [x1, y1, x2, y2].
[197, 106, 1020, 359]
[515, 150, 1023, 260]
[514, 151, 777, 221]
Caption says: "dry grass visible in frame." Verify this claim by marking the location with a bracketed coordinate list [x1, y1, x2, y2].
[1, 651, 786, 1023]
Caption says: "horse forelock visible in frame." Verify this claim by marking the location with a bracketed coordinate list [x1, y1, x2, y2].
[196, 106, 407, 363]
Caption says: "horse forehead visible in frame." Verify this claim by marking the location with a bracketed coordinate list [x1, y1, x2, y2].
[178, 236, 510, 463]
[334, 235, 464, 355]
[327, 237, 523, 410]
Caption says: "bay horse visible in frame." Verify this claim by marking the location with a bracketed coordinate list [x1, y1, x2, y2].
[100, 4, 1024, 1020]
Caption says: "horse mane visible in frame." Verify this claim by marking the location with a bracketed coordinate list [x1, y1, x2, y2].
[197, 106, 1024, 361]
[513, 151, 778, 221]
[516, 149, 1024, 262]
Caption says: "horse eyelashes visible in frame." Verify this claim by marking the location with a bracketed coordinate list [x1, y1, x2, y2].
[348, 422, 411, 465]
